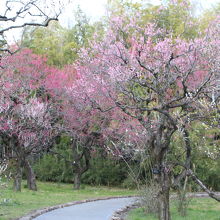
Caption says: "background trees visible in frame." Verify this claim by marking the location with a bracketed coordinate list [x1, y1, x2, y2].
[22, 7, 97, 67]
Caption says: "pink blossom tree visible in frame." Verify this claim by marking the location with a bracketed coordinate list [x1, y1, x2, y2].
[74, 15, 220, 219]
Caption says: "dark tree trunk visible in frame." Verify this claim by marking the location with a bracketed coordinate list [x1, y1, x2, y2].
[24, 159, 37, 191]
[74, 172, 81, 190]
[152, 124, 173, 220]
[158, 169, 171, 220]
[153, 160, 171, 220]
[72, 152, 90, 190]
[72, 137, 92, 190]
[13, 160, 22, 192]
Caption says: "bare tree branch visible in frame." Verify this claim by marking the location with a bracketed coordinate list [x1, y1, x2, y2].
[0, 17, 59, 34]
[187, 169, 220, 202]
[0, 0, 63, 56]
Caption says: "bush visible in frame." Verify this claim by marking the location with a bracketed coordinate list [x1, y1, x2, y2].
[34, 154, 73, 183]
[81, 156, 128, 186]
[121, 176, 137, 189]
[139, 182, 160, 216]
[34, 151, 139, 187]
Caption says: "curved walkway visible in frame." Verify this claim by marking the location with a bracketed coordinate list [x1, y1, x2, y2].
[34, 197, 136, 220]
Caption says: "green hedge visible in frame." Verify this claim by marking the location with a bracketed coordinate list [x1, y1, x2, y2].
[34, 151, 138, 187]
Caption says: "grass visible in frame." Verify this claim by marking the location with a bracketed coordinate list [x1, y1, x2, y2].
[127, 197, 220, 220]
[0, 180, 136, 220]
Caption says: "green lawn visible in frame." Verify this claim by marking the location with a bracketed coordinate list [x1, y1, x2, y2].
[0, 181, 136, 220]
[127, 198, 220, 220]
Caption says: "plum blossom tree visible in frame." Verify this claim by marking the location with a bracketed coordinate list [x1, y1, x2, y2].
[74, 14, 220, 219]
[59, 77, 112, 190]
[59, 66, 149, 189]
[0, 49, 62, 191]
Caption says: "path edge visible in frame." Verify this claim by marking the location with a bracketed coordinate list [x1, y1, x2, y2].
[17, 195, 135, 220]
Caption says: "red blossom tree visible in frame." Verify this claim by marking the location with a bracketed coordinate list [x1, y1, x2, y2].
[0, 49, 62, 191]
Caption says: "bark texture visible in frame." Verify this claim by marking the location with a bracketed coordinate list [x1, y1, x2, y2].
[24, 159, 37, 191]
[13, 160, 22, 192]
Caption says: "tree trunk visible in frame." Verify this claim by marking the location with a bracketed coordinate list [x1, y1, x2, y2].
[72, 138, 91, 190]
[153, 164, 171, 220]
[151, 120, 175, 220]
[24, 159, 37, 191]
[153, 158, 171, 220]
[158, 175, 170, 220]
[13, 160, 22, 192]
[74, 172, 81, 190]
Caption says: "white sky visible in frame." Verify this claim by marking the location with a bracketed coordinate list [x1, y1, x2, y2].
[59, 0, 108, 26]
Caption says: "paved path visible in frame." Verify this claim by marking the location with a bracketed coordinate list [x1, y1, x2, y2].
[34, 197, 136, 220]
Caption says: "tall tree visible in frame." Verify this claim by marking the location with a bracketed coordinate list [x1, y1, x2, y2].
[74, 13, 220, 219]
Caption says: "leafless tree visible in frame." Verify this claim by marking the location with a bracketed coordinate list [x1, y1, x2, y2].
[0, 0, 64, 57]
